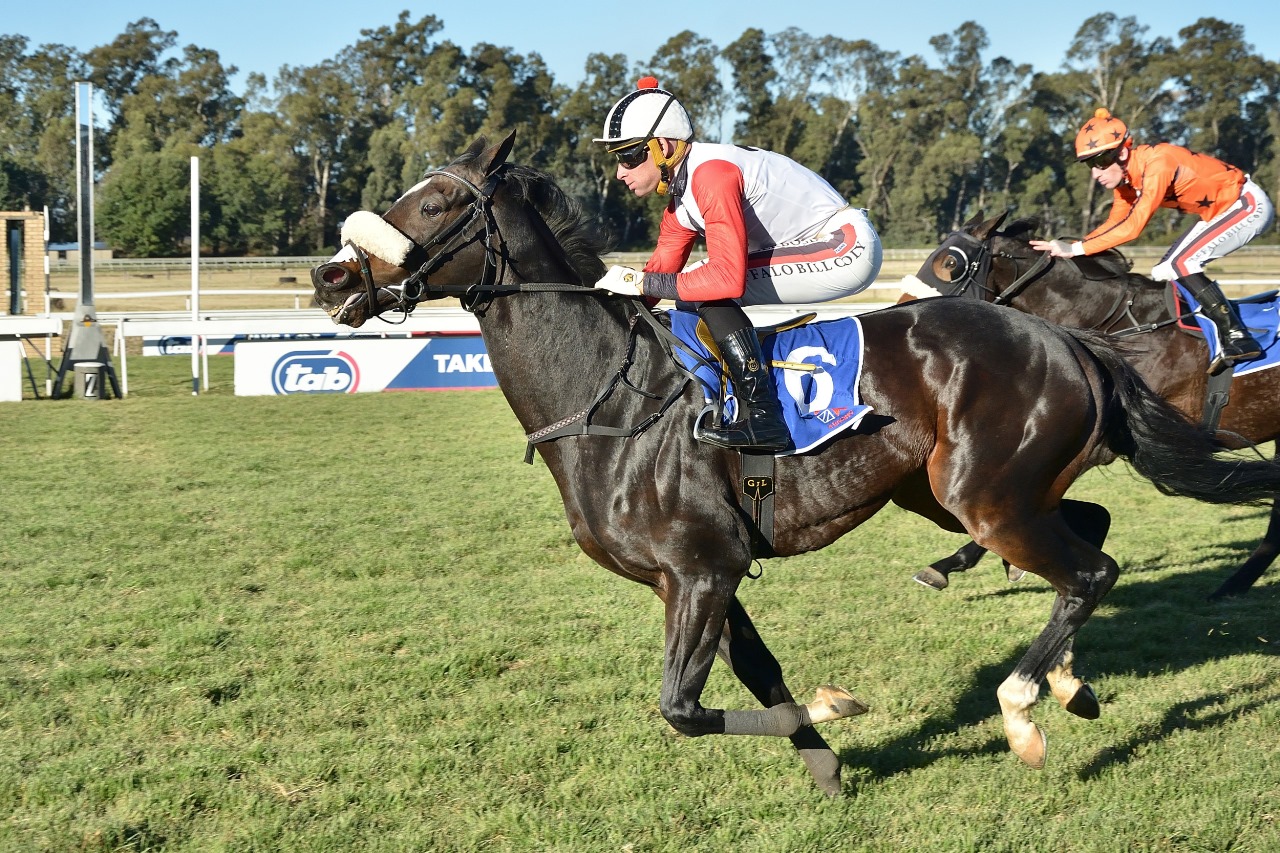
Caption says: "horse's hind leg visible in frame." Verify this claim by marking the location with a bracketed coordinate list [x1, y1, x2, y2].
[717, 596, 848, 797]
[1210, 499, 1280, 599]
[1045, 642, 1100, 719]
[978, 508, 1119, 768]
[914, 540, 989, 590]
[1041, 500, 1109, 720]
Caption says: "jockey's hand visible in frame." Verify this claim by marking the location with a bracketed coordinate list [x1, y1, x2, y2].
[1028, 239, 1082, 258]
[593, 265, 645, 296]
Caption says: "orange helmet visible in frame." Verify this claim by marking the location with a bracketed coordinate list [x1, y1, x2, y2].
[1074, 108, 1131, 161]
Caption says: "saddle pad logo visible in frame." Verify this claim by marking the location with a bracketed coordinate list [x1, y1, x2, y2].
[781, 345, 838, 413]
[271, 350, 360, 394]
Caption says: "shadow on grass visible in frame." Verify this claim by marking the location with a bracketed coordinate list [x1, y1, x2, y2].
[837, 558, 1278, 783]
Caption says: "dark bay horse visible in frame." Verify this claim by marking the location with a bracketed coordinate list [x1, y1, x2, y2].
[308, 133, 1280, 795]
[904, 211, 1280, 599]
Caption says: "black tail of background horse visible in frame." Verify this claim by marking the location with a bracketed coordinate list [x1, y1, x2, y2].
[1079, 329, 1276, 505]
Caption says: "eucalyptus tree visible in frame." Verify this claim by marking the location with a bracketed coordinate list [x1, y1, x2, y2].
[811, 36, 895, 196]
[342, 12, 445, 211]
[0, 37, 86, 239]
[206, 95, 310, 255]
[83, 18, 178, 160]
[1171, 18, 1276, 170]
[1059, 13, 1176, 233]
[644, 30, 727, 144]
[722, 29, 776, 144]
[273, 60, 367, 252]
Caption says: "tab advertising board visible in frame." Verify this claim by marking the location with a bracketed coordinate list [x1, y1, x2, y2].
[234, 336, 496, 396]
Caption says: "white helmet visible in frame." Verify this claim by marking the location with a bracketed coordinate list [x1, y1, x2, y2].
[593, 76, 693, 151]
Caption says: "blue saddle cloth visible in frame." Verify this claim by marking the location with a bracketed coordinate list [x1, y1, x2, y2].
[667, 309, 872, 456]
[1172, 282, 1280, 377]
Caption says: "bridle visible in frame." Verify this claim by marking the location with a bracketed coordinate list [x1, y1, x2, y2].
[936, 229, 1192, 338]
[324, 165, 717, 461]
[933, 231, 1052, 306]
[338, 168, 503, 322]
[334, 166, 608, 326]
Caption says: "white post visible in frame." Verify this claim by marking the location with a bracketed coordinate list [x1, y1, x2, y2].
[190, 156, 200, 395]
[42, 204, 52, 396]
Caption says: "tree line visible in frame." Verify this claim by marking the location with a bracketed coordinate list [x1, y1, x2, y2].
[2, 12, 1277, 257]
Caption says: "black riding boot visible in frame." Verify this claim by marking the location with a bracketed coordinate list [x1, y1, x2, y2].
[698, 328, 790, 452]
[1182, 273, 1263, 373]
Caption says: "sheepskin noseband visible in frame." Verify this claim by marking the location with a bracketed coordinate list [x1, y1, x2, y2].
[340, 211, 414, 267]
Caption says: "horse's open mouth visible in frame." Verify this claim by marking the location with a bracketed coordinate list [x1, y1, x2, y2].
[328, 284, 410, 328]
[329, 291, 371, 327]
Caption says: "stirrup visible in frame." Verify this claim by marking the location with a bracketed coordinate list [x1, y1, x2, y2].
[1208, 337, 1263, 375]
[693, 407, 788, 452]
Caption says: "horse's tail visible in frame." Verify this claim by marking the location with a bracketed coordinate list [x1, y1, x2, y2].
[1071, 328, 1280, 504]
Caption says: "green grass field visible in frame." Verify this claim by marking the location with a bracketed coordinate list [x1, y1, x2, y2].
[2, 357, 1278, 852]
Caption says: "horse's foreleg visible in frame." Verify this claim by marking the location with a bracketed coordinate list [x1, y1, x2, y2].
[1209, 499, 1280, 599]
[657, 574, 866, 746]
[717, 596, 861, 796]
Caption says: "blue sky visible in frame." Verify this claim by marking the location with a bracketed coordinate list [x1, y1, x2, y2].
[11, 1, 1280, 93]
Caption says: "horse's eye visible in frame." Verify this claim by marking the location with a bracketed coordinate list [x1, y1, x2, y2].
[932, 249, 967, 282]
[422, 203, 442, 217]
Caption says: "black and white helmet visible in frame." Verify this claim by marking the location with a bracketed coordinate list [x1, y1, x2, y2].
[593, 77, 693, 151]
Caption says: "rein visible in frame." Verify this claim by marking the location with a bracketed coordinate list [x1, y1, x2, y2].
[952, 233, 1200, 338]
[339, 165, 717, 462]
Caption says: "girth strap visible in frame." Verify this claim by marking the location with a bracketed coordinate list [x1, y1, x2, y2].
[1202, 368, 1234, 434]
[740, 453, 777, 558]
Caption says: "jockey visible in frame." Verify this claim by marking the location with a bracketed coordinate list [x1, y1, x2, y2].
[1031, 107, 1276, 373]
[592, 77, 883, 451]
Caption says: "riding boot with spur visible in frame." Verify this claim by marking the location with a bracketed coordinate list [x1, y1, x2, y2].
[1182, 272, 1264, 373]
[699, 328, 790, 452]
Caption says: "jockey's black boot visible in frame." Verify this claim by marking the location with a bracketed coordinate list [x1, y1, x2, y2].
[699, 328, 790, 452]
[1182, 272, 1263, 374]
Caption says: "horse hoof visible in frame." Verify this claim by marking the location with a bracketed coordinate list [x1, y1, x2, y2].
[1006, 566, 1026, 583]
[1011, 725, 1047, 769]
[913, 568, 948, 590]
[1064, 684, 1101, 720]
[807, 685, 869, 723]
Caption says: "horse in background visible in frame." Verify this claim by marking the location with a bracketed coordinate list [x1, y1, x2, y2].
[307, 134, 1280, 794]
[903, 211, 1280, 599]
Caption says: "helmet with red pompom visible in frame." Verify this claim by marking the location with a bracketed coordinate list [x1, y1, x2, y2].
[593, 76, 694, 151]
[1074, 107, 1131, 161]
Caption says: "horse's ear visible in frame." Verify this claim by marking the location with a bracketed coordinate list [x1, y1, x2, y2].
[475, 130, 517, 177]
[970, 210, 1009, 241]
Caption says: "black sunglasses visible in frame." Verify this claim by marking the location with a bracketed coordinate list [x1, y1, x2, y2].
[614, 142, 650, 169]
[1081, 147, 1123, 169]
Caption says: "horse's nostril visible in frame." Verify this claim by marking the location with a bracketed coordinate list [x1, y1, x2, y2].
[321, 265, 347, 286]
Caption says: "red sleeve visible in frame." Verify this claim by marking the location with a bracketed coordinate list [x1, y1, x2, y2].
[643, 207, 698, 274]
[671, 159, 749, 302]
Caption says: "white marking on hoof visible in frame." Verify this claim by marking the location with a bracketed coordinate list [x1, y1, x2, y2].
[805, 685, 869, 724]
[997, 673, 1046, 768]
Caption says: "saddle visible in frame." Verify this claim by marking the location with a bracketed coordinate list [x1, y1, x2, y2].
[1163, 283, 1279, 433]
[694, 312, 819, 373]
[1165, 285, 1278, 338]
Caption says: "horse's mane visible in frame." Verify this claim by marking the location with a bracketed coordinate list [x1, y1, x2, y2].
[449, 147, 611, 283]
[998, 215, 1139, 282]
